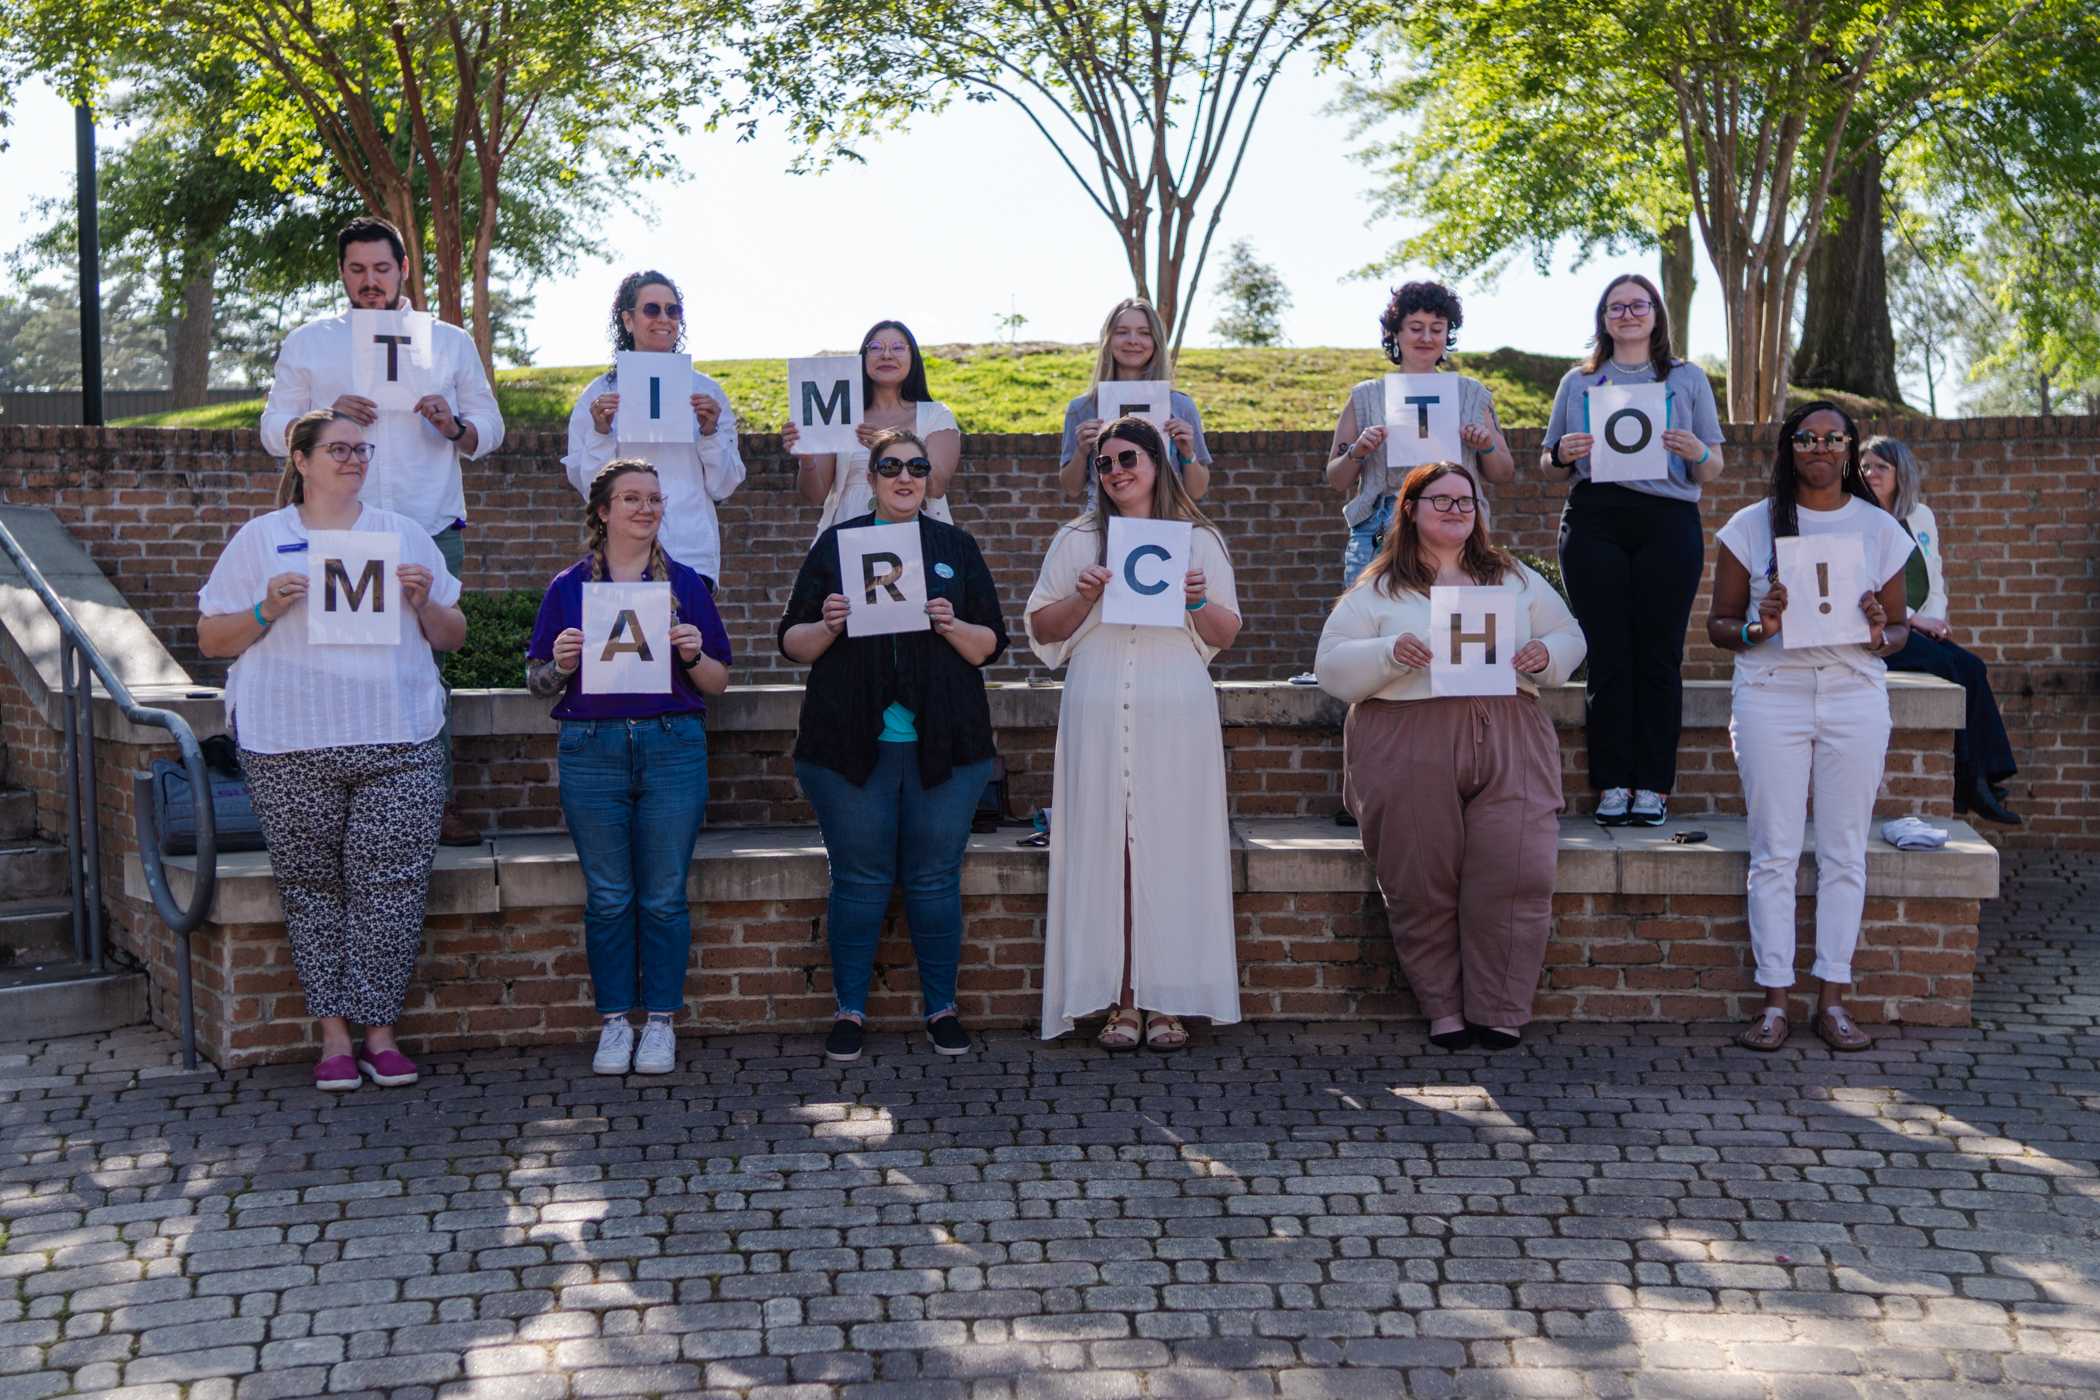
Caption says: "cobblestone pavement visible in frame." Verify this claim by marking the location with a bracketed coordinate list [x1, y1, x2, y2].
[4, 853, 2098, 1400]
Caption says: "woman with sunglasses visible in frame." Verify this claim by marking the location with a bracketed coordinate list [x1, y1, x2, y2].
[196, 409, 466, 1091]
[1860, 436, 2020, 826]
[1543, 273, 1725, 829]
[1028, 416, 1241, 1052]
[1315, 461, 1585, 1052]
[787, 319, 962, 535]
[564, 271, 745, 588]
[1707, 402, 1916, 1054]
[779, 428, 1008, 1063]
[1326, 282, 1514, 587]
[1056, 298, 1214, 504]
[526, 459, 733, 1076]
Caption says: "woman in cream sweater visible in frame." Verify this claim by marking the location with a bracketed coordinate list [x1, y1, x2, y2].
[1315, 461, 1586, 1051]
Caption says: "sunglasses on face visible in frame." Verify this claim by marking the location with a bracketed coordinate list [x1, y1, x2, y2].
[1091, 449, 1147, 475]
[1416, 494, 1478, 515]
[1790, 431, 1853, 450]
[316, 442, 375, 463]
[635, 300, 682, 320]
[873, 456, 932, 479]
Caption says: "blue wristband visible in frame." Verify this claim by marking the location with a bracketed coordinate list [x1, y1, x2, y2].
[1186, 597, 1207, 612]
[1696, 446, 1712, 466]
[252, 601, 272, 630]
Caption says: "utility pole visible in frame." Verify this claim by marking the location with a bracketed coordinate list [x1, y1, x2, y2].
[76, 103, 104, 427]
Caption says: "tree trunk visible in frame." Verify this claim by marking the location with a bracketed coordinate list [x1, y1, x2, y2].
[1791, 145, 1904, 405]
[1660, 221, 1695, 361]
[170, 258, 215, 406]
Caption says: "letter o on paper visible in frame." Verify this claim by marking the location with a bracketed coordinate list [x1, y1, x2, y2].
[1125, 543, 1171, 596]
[1603, 407, 1653, 455]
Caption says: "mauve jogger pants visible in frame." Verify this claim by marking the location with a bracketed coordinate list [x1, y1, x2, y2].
[1343, 695, 1564, 1026]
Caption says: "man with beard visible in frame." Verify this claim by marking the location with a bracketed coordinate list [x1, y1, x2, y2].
[260, 216, 504, 847]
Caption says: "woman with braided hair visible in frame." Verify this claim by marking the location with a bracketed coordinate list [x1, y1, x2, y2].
[527, 459, 733, 1074]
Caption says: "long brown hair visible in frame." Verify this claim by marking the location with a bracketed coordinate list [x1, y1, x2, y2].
[276, 408, 360, 507]
[584, 458, 679, 621]
[1090, 298, 1171, 386]
[1078, 416, 1224, 566]
[1354, 460, 1514, 597]
[1579, 272, 1676, 378]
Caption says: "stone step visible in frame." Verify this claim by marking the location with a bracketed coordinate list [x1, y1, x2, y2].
[0, 841, 66, 901]
[0, 899, 73, 966]
[0, 962, 148, 1039]
[0, 787, 34, 841]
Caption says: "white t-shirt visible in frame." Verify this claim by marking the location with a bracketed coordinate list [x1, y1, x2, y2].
[1716, 495, 1917, 680]
[561, 367, 746, 582]
[814, 400, 960, 535]
[198, 505, 462, 754]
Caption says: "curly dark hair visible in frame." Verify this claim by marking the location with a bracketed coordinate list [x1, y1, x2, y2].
[607, 270, 686, 359]
[1379, 281, 1463, 364]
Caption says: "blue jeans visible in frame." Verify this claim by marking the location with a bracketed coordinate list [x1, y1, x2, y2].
[557, 715, 710, 1015]
[796, 746, 993, 1020]
[1342, 494, 1396, 587]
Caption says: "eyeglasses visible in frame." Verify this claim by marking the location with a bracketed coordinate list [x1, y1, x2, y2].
[1091, 449, 1147, 475]
[1604, 299, 1654, 319]
[863, 341, 911, 357]
[1417, 494, 1478, 515]
[317, 443, 375, 463]
[1789, 431, 1853, 450]
[611, 492, 666, 510]
[637, 300, 682, 320]
[873, 457, 932, 479]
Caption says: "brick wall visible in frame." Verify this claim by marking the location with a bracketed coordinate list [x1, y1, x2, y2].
[3, 415, 2096, 840]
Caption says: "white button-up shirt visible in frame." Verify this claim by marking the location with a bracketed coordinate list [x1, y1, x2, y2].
[260, 310, 505, 537]
[561, 368, 746, 582]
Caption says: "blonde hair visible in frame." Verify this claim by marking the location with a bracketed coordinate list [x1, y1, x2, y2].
[1861, 435, 1923, 521]
[1090, 297, 1171, 386]
[276, 408, 360, 507]
[584, 458, 679, 622]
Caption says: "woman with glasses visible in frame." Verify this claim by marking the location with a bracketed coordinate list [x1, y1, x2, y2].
[1028, 416, 1241, 1052]
[1543, 274, 1726, 829]
[196, 409, 466, 1091]
[1707, 402, 1916, 1054]
[787, 319, 963, 534]
[1315, 461, 1585, 1052]
[564, 271, 746, 588]
[779, 428, 1008, 1063]
[526, 459, 733, 1076]
[1860, 436, 2020, 825]
[1057, 298, 1215, 504]
[1327, 282, 1515, 587]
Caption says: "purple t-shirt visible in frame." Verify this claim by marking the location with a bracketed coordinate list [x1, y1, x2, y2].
[526, 555, 733, 721]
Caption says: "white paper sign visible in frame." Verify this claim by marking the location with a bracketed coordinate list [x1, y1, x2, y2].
[1383, 373, 1464, 471]
[1587, 383, 1671, 483]
[349, 309, 436, 412]
[787, 355, 863, 455]
[1102, 517, 1193, 628]
[305, 530, 401, 646]
[1429, 585, 1517, 697]
[1775, 534, 1870, 649]
[1097, 380, 1172, 434]
[837, 523, 930, 637]
[581, 582, 673, 694]
[613, 352, 696, 444]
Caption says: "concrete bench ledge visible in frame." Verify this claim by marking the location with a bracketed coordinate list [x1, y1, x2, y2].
[130, 813, 2001, 927]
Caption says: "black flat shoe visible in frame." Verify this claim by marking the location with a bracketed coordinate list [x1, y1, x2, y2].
[1472, 1026, 1523, 1052]
[1428, 1026, 1475, 1050]
[1966, 772, 2022, 826]
[1334, 806, 1357, 828]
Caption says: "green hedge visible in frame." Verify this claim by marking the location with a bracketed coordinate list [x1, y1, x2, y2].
[439, 589, 544, 690]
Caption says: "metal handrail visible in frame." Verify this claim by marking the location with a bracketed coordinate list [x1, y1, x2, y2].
[0, 514, 216, 1068]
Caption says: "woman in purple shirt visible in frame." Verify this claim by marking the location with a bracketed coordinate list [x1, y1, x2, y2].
[527, 459, 733, 1076]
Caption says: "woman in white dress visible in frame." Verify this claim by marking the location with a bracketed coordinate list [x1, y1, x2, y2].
[1026, 416, 1242, 1050]
[785, 319, 962, 535]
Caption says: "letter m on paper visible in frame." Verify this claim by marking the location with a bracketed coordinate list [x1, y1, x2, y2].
[802, 379, 851, 427]
[323, 558, 385, 613]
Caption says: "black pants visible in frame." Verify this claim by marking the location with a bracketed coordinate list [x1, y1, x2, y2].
[1557, 482, 1704, 792]
[1886, 629, 2018, 785]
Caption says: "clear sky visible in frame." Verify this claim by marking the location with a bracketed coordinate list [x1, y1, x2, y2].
[3, 58, 1738, 370]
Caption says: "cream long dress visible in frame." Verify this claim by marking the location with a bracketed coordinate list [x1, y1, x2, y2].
[1026, 520, 1241, 1038]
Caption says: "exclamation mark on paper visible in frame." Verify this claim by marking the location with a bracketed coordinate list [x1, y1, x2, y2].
[1816, 562, 1833, 614]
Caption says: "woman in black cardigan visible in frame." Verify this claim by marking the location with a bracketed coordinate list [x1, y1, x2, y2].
[779, 428, 1009, 1063]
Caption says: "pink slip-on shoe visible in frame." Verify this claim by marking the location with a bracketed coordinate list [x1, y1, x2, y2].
[313, 1054, 360, 1092]
[356, 1046, 419, 1086]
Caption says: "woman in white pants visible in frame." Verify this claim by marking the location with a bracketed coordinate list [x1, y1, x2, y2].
[1706, 401, 1916, 1053]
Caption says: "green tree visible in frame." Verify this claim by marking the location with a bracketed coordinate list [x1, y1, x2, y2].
[730, 0, 1388, 357]
[1210, 238, 1291, 346]
[0, 273, 170, 390]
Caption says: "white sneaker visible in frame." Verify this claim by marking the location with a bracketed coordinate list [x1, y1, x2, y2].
[1631, 790, 1668, 826]
[592, 1018, 635, 1075]
[633, 1020, 677, 1074]
[1595, 788, 1632, 826]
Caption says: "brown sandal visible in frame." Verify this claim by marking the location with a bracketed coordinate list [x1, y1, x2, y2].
[1815, 1005, 1872, 1053]
[1144, 1013, 1189, 1052]
[1735, 1007, 1789, 1052]
[1097, 1005, 1142, 1052]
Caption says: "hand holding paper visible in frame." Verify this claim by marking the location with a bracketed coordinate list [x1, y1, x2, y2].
[1428, 585, 1517, 696]
[1773, 534, 1869, 649]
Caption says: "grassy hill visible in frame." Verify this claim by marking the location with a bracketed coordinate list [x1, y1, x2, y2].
[120, 342, 1900, 435]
